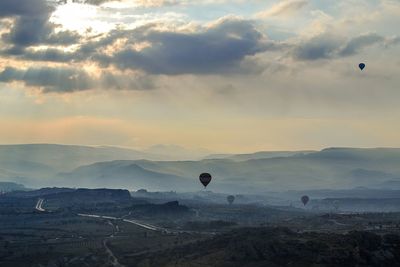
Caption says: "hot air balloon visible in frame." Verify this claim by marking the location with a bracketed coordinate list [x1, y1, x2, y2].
[199, 173, 212, 188]
[359, 63, 366, 71]
[333, 200, 340, 211]
[301, 195, 310, 206]
[227, 195, 235, 205]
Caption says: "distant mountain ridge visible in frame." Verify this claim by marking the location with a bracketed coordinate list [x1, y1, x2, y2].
[60, 160, 192, 191]
[0, 144, 160, 171]
[5, 188, 133, 207]
[205, 150, 315, 161]
[1, 145, 400, 193]
[0, 144, 191, 187]
[0, 182, 26, 192]
[60, 147, 400, 192]
[144, 144, 211, 160]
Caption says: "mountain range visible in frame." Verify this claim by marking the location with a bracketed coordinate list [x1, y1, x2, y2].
[1, 144, 399, 193]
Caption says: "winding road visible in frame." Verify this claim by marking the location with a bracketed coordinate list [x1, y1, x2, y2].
[76, 214, 165, 267]
[33, 201, 127, 266]
[35, 203, 210, 266]
[104, 220, 125, 267]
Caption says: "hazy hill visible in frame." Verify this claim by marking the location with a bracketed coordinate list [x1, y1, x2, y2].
[278, 188, 400, 200]
[5, 187, 76, 198]
[6, 187, 131, 203]
[0, 144, 168, 187]
[0, 182, 26, 192]
[205, 150, 315, 161]
[0, 144, 162, 172]
[2, 146, 400, 193]
[305, 147, 400, 162]
[60, 160, 193, 191]
[60, 147, 400, 193]
[0, 144, 214, 186]
[144, 144, 211, 160]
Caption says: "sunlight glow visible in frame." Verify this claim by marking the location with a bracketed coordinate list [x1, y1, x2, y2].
[51, 3, 111, 34]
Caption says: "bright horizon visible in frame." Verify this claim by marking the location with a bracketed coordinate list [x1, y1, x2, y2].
[0, 142, 399, 157]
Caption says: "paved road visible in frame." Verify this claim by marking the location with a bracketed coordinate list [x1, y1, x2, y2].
[78, 214, 162, 232]
[122, 219, 160, 231]
[78, 213, 216, 235]
[35, 198, 45, 212]
[329, 219, 349, 226]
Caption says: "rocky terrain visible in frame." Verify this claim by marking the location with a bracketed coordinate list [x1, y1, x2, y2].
[131, 227, 400, 267]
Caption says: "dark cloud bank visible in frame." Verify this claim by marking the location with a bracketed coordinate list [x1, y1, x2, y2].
[294, 32, 388, 61]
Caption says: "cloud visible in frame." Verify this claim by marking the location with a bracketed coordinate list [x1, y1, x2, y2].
[63, 0, 180, 7]
[124, 0, 179, 7]
[0, 15, 280, 92]
[293, 33, 344, 60]
[58, 0, 121, 6]
[0, 66, 93, 92]
[294, 32, 394, 61]
[0, 0, 50, 17]
[99, 17, 275, 75]
[0, 0, 398, 94]
[0, 66, 155, 92]
[0, 19, 275, 92]
[15, 48, 81, 62]
[82, 0, 119, 5]
[90, 0, 200, 8]
[385, 36, 400, 47]
[339, 33, 384, 56]
[0, 0, 79, 48]
[2, 15, 276, 75]
[257, 0, 308, 18]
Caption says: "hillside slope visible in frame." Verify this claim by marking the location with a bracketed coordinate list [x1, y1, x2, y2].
[129, 227, 400, 267]
[61, 148, 400, 192]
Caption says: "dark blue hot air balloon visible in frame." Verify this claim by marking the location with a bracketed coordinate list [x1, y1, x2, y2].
[227, 195, 235, 205]
[301, 195, 309, 206]
[199, 173, 212, 188]
[359, 63, 366, 71]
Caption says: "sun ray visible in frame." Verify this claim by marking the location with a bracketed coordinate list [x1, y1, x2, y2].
[50, 2, 112, 34]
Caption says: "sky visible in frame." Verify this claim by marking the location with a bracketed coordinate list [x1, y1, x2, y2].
[0, 0, 399, 153]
